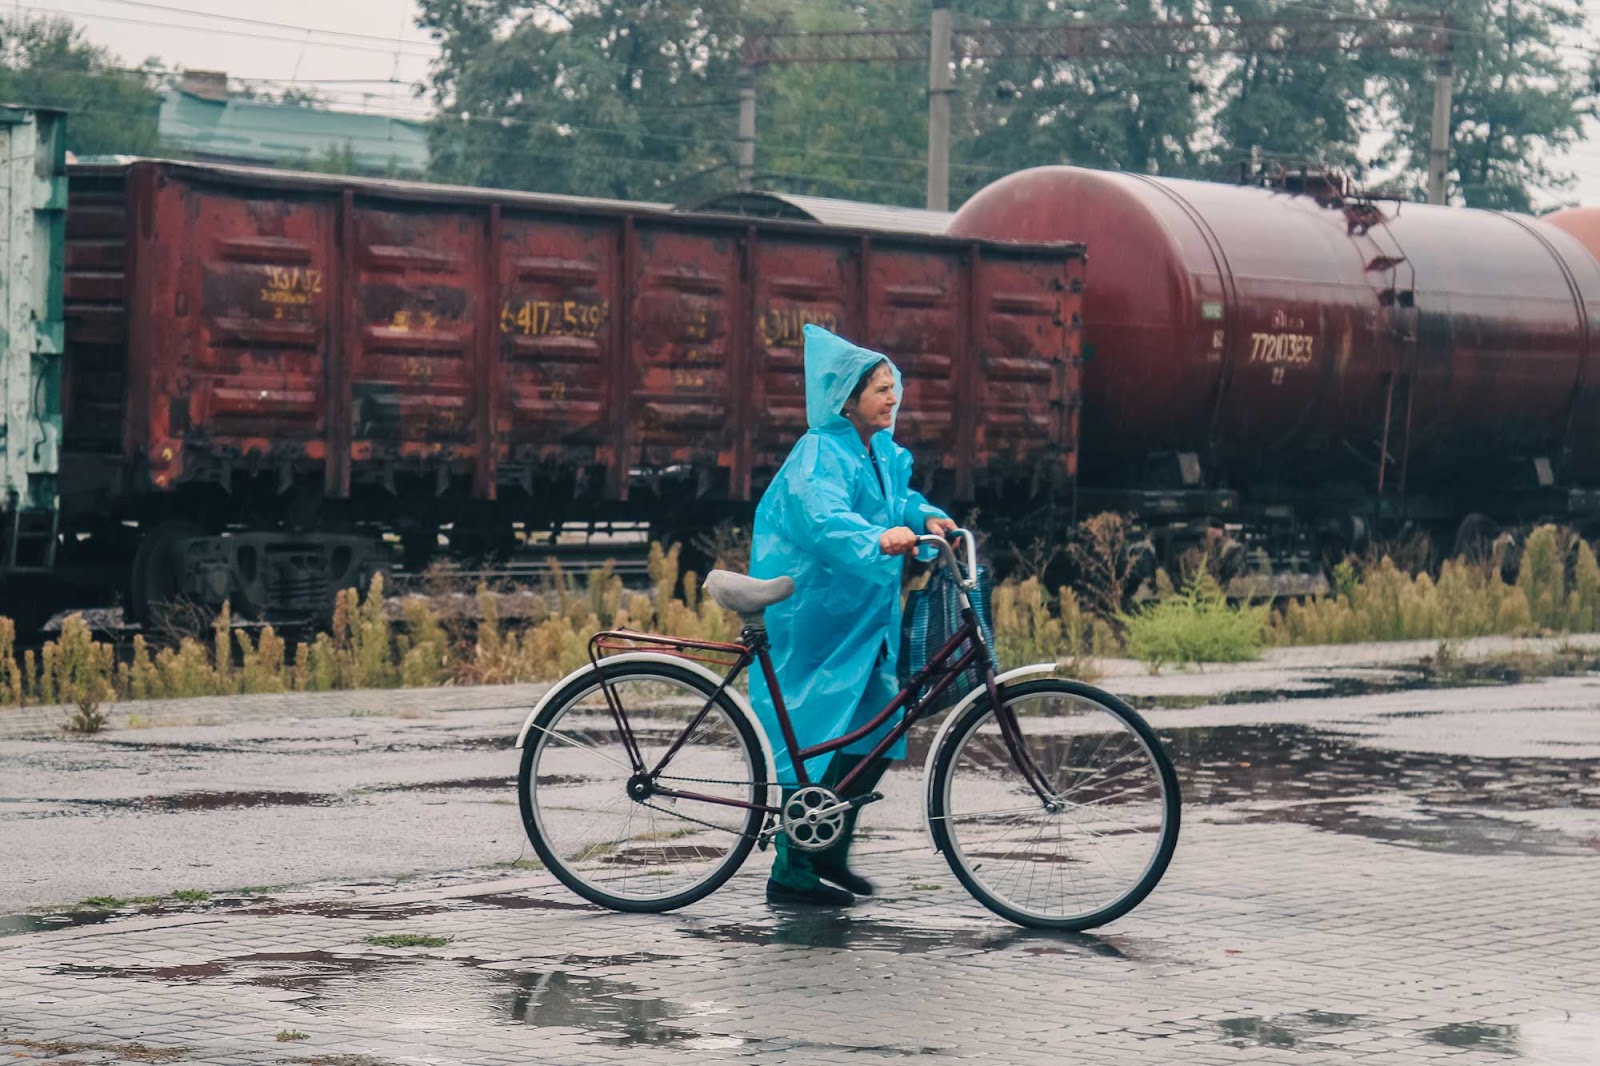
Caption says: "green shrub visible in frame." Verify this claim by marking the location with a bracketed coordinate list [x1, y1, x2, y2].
[1123, 571, 1266, 672]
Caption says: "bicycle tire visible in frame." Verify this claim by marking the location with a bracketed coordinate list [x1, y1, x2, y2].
[928, 678, 1180, 930]
[518, 659, 767, 912]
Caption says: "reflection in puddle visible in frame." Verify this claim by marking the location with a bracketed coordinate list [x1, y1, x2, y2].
[684, 914, 1131, 959]
[1425, 1022, 1518, 1053]
[493, 970, 697, 1044]
[1164, 723, 1599, 855]
[1131, 672, 1435, 712]
[1218, 1010, 1372, 1049]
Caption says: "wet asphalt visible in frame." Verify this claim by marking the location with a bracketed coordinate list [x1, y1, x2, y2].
[0, 666, 1596, 1063]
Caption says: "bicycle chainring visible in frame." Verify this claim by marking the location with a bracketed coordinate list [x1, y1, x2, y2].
[781, 785, 846, 852]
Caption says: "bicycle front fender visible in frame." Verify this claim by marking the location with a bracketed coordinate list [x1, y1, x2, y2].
[514, 651, 782, 812]
[920, 662, 1059, 852]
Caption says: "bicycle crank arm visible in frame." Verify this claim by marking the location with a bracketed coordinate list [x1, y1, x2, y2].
[757, 791, 885, 849]
[810, 791, 884, 821]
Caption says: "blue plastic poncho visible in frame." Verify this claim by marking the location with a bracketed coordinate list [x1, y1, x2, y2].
[748, 325, 950, 784]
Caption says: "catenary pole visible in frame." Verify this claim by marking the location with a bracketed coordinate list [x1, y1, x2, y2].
[1426, 43, 1454, 205]
[926, 0, 954, 211]
[737, 68, 757, 192]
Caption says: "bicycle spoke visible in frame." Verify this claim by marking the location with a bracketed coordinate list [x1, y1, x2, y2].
[521, 665, 764, 910]
[933, 682, 1177, 928]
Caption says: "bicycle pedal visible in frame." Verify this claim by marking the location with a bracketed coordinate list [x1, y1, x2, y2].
[850, 791, 884, 808]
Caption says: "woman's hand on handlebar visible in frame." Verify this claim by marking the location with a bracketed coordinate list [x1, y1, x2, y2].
[925, 516, 959, 542]
[879, 526, 919, 556]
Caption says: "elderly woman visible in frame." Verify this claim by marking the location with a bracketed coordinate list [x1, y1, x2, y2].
[749, 325, 956, 907]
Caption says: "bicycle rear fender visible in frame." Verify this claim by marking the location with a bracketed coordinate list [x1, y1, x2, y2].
[514, 652, 782, 810]
[920, 663, 1059, 851]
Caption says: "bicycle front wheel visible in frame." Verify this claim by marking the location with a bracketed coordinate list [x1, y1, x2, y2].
[928, 678, 1180, 930]
[518, 659, 767, 912]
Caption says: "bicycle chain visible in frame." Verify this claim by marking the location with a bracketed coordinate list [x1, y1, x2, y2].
[635, 799, 755, 837]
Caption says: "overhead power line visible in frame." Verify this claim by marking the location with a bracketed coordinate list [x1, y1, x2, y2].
[741, 14, 1453, 68]
[16, 3, 437, 59]
[80, 0, 442, 52]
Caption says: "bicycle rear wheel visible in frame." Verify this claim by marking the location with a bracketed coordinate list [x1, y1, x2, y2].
[928, 678, 1179, 930]
[518, 659, 766, 912]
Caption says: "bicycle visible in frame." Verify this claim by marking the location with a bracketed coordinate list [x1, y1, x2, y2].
[515, 530, 1180, 930]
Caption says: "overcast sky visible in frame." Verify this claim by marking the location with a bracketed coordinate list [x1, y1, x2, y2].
[34, 0, 1600, 208]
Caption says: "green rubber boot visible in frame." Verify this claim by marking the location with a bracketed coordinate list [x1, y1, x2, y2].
[812, 754, 890, 896]
[768, 752, 867, 893]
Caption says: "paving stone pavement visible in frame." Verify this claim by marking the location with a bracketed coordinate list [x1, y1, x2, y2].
[2, 671, 1598, 1064]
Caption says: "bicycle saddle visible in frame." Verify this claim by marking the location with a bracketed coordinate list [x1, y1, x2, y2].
[704, 570, 794, 615]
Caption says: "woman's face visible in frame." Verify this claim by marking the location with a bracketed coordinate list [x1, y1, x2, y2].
[848, 365, 898, 435]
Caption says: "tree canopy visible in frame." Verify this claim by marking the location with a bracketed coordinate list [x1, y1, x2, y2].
[417, 0, 1592, 208]
[0, 15, 161, 158]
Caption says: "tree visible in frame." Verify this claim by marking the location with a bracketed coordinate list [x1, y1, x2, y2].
[956, 0, 1210, 199]
[418, 0, 747, 202]
[1209, 0, 1375, 176]
[0, 15, 160, 158]
[1379, 0, 1592, 210]
[754, 0, 930, 204]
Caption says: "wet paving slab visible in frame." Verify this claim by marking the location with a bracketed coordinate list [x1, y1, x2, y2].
[2, 673, 1599, 1063]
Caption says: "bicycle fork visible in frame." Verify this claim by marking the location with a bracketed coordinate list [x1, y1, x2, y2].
[986, 675, 1058, 810]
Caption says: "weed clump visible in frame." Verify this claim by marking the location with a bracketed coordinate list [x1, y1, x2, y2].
[1122, 571, 1267, 672]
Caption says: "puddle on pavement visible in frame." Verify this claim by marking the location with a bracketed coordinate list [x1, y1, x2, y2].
[491, 969, 706, 1045]
[247, 900, 458, 921]
[1165, 722, 1599, 856]
[1425, 1022, 1519, 1053]
[458, 735, 519, 751]
[57, 950, 418, 992]
[683, 914, 1132, 958]
[1219, 1011, 1372, 1049]
[1130, 672, 1435, 711]
[459, 892, 594, 912]
[58, 790, 344, 813]
[0, 910, 118, 935]
[370, 777, 513, 793]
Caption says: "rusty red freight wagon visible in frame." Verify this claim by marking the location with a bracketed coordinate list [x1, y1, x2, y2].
[951, 165, 1600, 561]
[59, 161, 1082, 622]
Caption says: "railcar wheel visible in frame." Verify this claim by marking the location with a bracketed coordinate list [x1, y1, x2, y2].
[129, 520, 204, 630]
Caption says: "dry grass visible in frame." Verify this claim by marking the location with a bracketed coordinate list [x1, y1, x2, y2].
[0, 545, 742, 709]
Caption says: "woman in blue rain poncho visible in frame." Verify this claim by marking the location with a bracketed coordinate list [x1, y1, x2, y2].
[750, 325, 956, 907]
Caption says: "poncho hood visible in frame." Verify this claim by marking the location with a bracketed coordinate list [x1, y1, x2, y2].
[803, 324, 903, 433]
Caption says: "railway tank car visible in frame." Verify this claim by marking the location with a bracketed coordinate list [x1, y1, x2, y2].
[1544, 206, 1600, 268]
[20, 157, 1082, 625]
[949, 165, 1600, 560]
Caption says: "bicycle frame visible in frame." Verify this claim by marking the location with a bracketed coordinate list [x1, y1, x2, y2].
[583, 536, 1055, 820]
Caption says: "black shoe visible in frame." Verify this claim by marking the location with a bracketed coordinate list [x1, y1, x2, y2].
[814, 864, 876, 897]
[765, 878, 855, 907]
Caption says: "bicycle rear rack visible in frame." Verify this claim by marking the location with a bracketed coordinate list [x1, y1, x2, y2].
[588, 628, 749, 671]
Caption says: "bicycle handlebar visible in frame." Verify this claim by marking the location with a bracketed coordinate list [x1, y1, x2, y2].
[915, 528, 979, 590]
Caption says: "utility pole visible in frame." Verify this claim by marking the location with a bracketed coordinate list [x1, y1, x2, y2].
[737, 68, 757, 192]
[1426, 20, 1454, 205]
[926, 0, 954, 210]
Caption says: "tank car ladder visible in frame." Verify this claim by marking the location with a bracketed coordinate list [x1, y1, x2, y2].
[1353, 204, 1419, 514]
